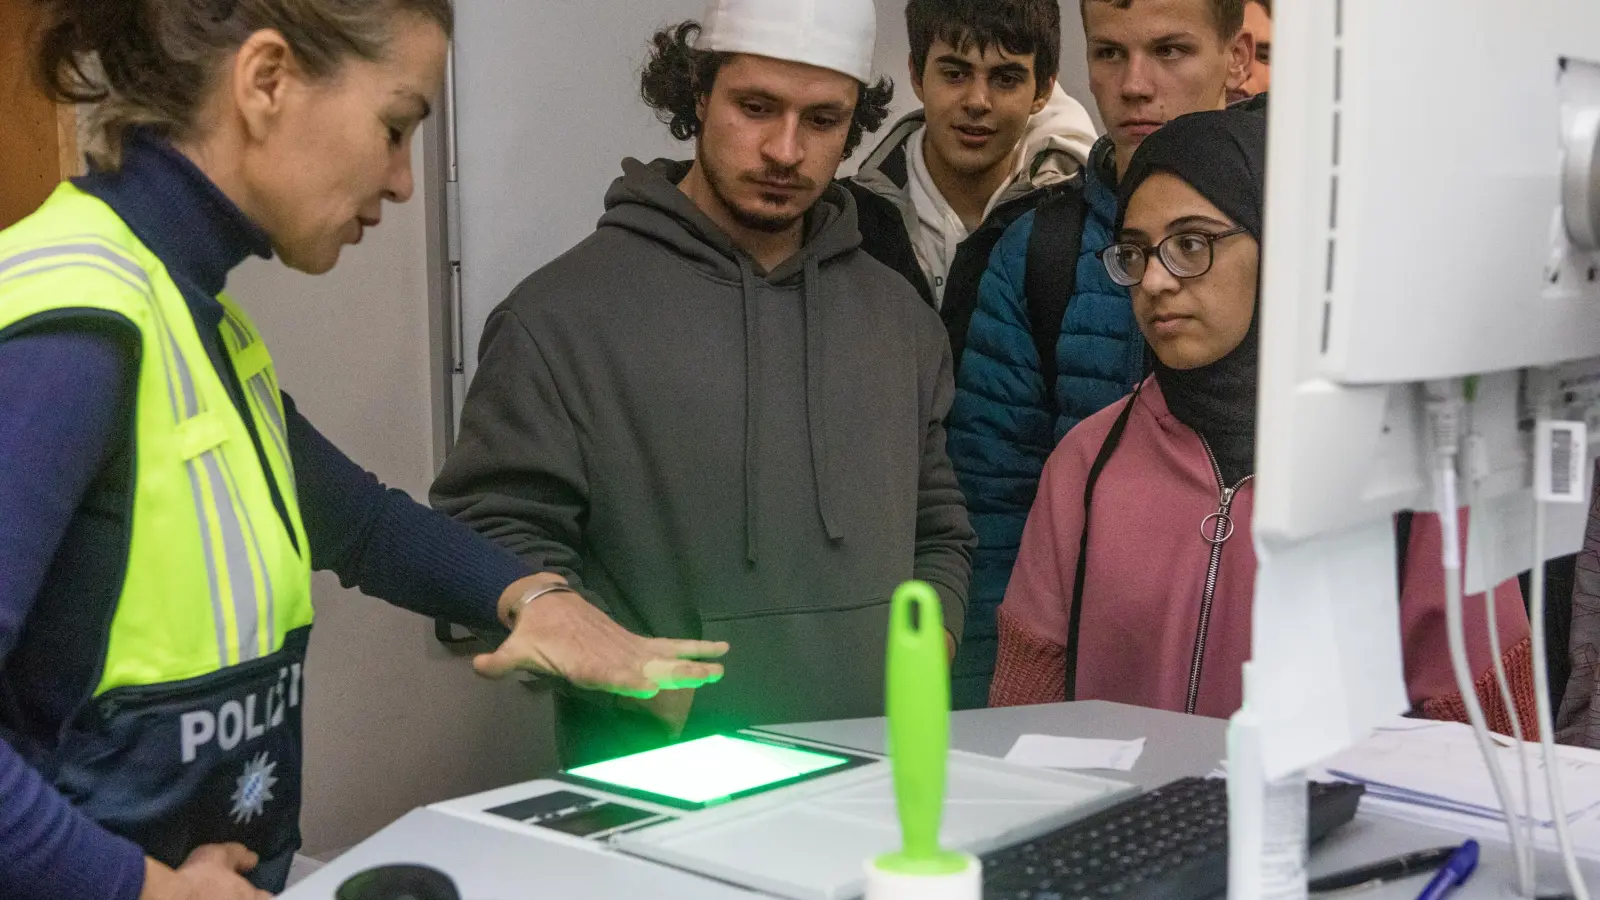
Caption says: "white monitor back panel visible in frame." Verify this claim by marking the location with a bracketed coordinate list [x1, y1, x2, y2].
[1270, 0, 1600, 385]
[1255, 0, 1600, 542]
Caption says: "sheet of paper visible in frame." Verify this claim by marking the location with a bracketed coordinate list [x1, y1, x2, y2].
[1004, 735, 1146, 772]
[1321, 717, 1600, 861]
[1326, 719, 1600, 825]
[1360, 793, 1600, 861]
[1213, 718, 1600, 861]
[1251, 520, 1412, 778]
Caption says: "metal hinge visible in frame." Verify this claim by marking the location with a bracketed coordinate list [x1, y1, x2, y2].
[443, 45, 466, 381]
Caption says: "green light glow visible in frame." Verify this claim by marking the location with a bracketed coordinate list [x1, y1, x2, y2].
[566, 735, 849, 804]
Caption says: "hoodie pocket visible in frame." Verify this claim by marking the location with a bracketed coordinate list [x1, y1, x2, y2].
[691, 598, 894, 733]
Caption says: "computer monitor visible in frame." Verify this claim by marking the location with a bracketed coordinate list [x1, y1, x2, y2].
[1248, 0, 1600, 779]
[1231, 5, 1600, 897]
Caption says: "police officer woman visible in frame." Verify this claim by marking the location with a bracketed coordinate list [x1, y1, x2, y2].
[0, 2, 728, 898]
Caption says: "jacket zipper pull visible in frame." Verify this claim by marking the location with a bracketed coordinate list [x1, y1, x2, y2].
[1203, 488, 1239, 546]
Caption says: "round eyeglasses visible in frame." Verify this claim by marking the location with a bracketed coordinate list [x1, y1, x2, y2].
[1100, 226, 1249, 288]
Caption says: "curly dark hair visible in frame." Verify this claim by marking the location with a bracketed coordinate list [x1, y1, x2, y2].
[640, 21, 895, 160]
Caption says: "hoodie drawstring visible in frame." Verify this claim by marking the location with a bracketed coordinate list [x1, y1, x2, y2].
[739, 256, 844, 566]
[803, 257, 843, 543]
[739, 259, 761, 565]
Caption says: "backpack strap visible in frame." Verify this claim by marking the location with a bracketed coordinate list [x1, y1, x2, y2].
[1024, 184, 1088, 412]
[844, 181, 935, 308]
[1065, 380, 1145, 701]
[1395, 510, 1414, 594]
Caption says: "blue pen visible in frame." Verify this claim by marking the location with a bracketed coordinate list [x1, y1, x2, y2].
[1414, 841, 1479, 900]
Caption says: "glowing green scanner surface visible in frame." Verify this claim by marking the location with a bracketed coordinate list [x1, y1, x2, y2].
[566, 735, 850, 804]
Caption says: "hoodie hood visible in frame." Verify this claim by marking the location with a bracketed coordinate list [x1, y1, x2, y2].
[1009, 82, 1100, 200]
[601, 158, 863, 281]
[598, 157, 859, 561]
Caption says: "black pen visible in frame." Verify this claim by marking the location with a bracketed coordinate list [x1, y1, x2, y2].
[1308, 847, 1459, 894]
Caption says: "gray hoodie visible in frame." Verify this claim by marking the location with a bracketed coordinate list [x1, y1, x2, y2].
[432, 159, 974, 763]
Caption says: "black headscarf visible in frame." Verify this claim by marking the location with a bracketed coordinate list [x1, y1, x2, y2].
[1115, 105, 1268, 486]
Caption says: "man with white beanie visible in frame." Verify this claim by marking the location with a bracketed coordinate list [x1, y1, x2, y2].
[434, 0, 975, 765]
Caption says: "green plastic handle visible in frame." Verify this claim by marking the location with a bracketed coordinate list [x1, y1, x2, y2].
[877, 580, 967, 875]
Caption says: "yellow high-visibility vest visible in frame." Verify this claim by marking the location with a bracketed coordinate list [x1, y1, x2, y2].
[0, 182, 314, 866]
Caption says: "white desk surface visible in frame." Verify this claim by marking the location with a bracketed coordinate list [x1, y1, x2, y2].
[282, 701, 1597, 899]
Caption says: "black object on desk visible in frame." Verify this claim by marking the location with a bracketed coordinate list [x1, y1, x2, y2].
[336, 864, 460, 900]
[1307, 845, 1457, 893]
[980, 776, 1365, 900]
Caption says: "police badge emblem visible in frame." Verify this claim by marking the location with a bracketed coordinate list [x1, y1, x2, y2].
[230, 751, 279, 824]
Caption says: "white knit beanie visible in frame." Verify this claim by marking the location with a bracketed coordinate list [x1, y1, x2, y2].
[697, 0, 878, 83]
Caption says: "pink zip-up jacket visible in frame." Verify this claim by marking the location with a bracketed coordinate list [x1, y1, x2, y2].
[991, 377, 1539, 733]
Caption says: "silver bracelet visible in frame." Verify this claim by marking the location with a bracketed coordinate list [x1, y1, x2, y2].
[511, 584, 579, 624]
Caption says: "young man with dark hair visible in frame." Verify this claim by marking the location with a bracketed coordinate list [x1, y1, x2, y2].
[946, 0, 1253, 709]
[433, 0, 974, 765]
[846, 0, 1099, 368]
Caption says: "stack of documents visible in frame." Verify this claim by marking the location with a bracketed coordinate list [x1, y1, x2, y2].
[1320, 717, 1600, 860]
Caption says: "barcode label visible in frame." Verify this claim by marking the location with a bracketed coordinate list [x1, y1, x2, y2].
[1552, 429, 1574, 495]
[1536, 420, 1588, 503]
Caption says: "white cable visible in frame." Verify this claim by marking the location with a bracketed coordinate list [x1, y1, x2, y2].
[1425, 381, 1533, 892]
[1462, 418, 1538, 897]
[1478, 522, 1539, 895]
[1532, 496, 1592, 900]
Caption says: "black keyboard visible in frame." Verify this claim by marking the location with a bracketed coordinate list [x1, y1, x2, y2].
[980, 777, 1365, 900]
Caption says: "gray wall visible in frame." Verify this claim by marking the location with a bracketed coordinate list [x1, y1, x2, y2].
[1058, 1, 1100, 130]
[226, 141, 556, 857]
[1062, 0, 1100, 131]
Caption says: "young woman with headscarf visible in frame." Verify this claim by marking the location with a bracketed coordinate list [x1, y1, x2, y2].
[988, 106, 1538, 731]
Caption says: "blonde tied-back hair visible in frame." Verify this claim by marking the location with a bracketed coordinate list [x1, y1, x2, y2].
[36, 0, 454, 169]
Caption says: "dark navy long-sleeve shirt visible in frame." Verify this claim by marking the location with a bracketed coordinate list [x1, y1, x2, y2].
[0, 133, 537, 900]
